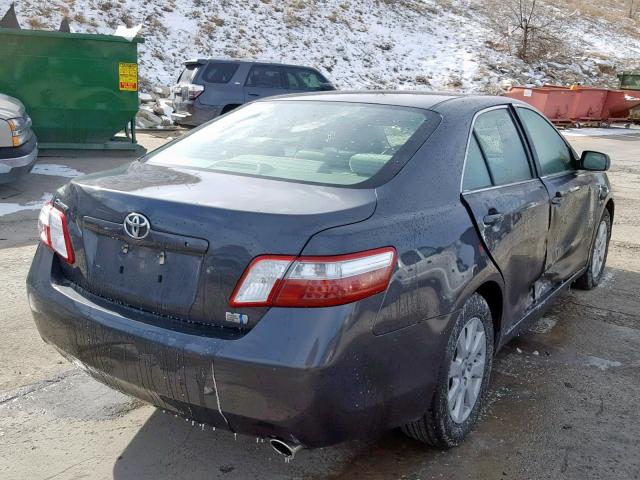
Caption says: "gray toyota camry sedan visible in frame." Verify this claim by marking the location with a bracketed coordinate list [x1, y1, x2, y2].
[27, 92, 613, 458]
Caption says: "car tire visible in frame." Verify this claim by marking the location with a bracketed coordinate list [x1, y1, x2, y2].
[402, 293, 494, 448]
[574, 209, 611, 290]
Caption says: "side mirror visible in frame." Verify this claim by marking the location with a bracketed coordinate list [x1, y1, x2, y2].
[580, 151, 611, 171]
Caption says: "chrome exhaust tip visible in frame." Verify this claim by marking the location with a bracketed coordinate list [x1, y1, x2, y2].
[269, 438, 304, 461]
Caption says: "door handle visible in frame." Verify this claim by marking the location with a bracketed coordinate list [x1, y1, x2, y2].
[483, 213, 504, 225]
[552, 185, 580, 205]
[248, 93, 260, 97]
[555, 185, 581, 199]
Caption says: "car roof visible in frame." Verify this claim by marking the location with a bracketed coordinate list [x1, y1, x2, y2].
[184, 58, 323, 70]
[259, 91, 523, 111]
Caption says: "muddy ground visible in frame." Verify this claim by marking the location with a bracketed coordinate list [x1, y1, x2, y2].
[0, 129, 638, 479]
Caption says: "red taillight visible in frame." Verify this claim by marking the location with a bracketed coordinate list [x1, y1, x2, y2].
[188, 84, 204, 100]
[38, 202, 75, 264]
[230, 247, 396, 308]
[38, 203, 52, 246]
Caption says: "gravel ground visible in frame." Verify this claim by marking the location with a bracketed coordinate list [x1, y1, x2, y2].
[0, 130, 639, 480]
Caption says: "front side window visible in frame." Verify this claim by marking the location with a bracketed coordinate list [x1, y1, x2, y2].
[201, 62, 239, 84]
[246, 66, 283, 89]
[286, 68, 326, 90]
[518, 108, 574, 175]
[473, 109, 532, 185]
[146, 101, 434, 187]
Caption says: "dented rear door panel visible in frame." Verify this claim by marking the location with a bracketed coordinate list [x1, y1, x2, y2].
[462, 179, 550, 330]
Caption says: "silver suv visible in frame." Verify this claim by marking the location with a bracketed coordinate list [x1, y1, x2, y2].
[171, 59, 335, 126]
[0, 93, 37, 183]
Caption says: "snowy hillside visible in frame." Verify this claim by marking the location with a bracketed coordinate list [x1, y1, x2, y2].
[3, 0, 640, 93]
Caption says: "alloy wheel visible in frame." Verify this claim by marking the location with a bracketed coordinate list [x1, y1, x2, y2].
[591, 220, 608, 278]
[448, 317, 486, 424]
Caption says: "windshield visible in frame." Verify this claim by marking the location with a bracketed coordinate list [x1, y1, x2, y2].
[147, 101, 433, 186]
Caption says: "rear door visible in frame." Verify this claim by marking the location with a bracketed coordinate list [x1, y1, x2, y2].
[243, 64, 286, 101]
[515, 106, 596, 281]
[462, 107, 550, 328]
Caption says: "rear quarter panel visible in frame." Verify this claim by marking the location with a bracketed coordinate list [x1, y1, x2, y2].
[301, 109, 504, 337]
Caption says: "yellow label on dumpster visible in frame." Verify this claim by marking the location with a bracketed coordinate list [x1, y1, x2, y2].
[118, 63, 138, 92]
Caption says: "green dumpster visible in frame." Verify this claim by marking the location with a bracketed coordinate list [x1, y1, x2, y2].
[619, 71, 640, 122]
[0, 28, 143, 149]
[618, 71, 640, 91]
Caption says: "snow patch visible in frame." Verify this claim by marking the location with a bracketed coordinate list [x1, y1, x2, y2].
[584, 355, 622, 370]
[563, 127, 640, 137]
[1, 1, 639, 93]
[31, 164, 84, 178]
[0, 192, 52, 217]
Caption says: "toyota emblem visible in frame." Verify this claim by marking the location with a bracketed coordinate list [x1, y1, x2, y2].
[123, 212, 150, 239]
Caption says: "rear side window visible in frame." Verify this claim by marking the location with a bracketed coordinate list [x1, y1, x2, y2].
[474, 109, 532, 185]
[201, 62, 239, 84]
[177, 65, 199, 84]
[146, 101, 437, 187]
[246, 66, 283, 88]
[463, 135, 492, 191]
[517, 108, 574, 175]
[285, 68, 326, 90]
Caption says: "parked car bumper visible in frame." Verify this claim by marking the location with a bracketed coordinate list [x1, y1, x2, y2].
[171, 102, 223, 127]
[0, 135, 37, 184]
[26, 246, 452, 447]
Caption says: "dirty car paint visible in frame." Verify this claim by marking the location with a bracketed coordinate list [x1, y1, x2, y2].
[27, 93, 614, 448]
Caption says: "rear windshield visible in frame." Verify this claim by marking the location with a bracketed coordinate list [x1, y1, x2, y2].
[177, 64, 199, 84]
[201, 62, 239, 84]
[146, 101, 435, 187]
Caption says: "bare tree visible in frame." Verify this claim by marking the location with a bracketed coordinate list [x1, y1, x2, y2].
[488, 0, 563, 63]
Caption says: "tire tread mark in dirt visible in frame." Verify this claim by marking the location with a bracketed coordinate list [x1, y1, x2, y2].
[568, 300, 640, 324]
[40, 456, 97, 480]
[596, 396, 604, 416]
[560, 448, 569, 474]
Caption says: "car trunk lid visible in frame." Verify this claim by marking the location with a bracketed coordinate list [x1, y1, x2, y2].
[58, 161, 376, 329]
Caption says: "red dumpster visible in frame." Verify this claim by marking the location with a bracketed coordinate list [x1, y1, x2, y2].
[568, 86, 609, 123]
[505, 86, 575, 124]
[602, 89, 640, 122]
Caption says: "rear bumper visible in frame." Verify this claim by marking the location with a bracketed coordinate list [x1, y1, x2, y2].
[27, 246, 451, 447]
[0, 135, 37, 183]
[171, 102, 224, 126]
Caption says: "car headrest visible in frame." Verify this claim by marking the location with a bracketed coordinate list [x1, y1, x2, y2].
[349, 154, 392, 177]
[294, 150, 327, 161]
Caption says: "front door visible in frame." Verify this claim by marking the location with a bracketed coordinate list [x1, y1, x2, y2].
[515, 107, 597, 282]
[243, 65, 286, 102]
[461, 107, 550, 329]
